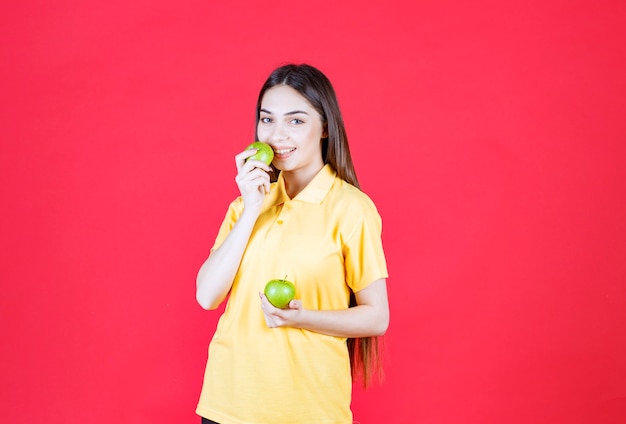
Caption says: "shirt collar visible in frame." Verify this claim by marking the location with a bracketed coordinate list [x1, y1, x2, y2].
[268, 164, 337, 206]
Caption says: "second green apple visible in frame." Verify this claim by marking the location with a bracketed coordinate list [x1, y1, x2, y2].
[264, 278, 295, 309]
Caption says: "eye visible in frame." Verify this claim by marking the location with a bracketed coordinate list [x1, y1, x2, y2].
[260, 117, 272, 124]
[290, 118, 304, 125]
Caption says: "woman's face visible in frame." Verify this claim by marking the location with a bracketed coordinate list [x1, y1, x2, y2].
[257, 85, 326, 175]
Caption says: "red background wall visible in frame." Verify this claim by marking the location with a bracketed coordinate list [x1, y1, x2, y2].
[1, 1, 625, 423]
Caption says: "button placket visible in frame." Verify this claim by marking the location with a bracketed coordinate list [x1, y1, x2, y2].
[276, 201, 291, 226]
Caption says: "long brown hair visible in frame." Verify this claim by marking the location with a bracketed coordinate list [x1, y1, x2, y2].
[255, 63, 384, 387]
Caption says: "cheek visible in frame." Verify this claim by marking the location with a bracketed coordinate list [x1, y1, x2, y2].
[308, 128, 325, 145]
[256, 124, 267, 139]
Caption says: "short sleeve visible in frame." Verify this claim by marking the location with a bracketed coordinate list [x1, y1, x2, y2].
[210, 197, 244, 253]
[343, 202, 389, 292]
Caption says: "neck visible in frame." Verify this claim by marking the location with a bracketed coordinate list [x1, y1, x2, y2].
[282, 164, 325, 199]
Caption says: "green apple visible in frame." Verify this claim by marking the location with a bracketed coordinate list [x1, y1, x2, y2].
[264, 277, 295, 309]
[245, 141, 274, 165]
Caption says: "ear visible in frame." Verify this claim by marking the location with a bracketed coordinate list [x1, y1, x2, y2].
[322, 123, 328, 138]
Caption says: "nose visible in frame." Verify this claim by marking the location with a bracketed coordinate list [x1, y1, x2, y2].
[268, 122, 287, 143]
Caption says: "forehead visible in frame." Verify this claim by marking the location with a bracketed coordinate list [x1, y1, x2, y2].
[260, 85, 315, 113]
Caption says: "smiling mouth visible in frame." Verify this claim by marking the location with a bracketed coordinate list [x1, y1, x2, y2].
[274, 148, 296, 155]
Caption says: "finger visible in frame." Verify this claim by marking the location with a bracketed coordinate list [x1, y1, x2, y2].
[235, 149, 258, 171]
[264, 177, 271, 194]
[244, 158, 273, 173]
[245, 176, 271, 196]
[236, 168, 270, 188]
[259, 293, 276, 312]
[259, 294, 280, 328]
[248, 167, 271, 181]
[236, 162, 272, 182]
[264, 314, 275, 328]
[259, 292, 271, 310]
[288, 299, 301, 310]
[249, 172, 271, 190]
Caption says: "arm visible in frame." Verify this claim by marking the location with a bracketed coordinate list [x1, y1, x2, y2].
[196, 149, 272, 310]
[196, 208, 259, 309]
[259, 279, 389, 337]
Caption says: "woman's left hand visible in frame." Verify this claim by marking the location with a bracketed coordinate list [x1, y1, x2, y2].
[259, 292, 303, 328]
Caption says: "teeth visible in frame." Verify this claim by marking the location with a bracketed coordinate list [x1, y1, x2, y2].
[275, 148, 295, 154]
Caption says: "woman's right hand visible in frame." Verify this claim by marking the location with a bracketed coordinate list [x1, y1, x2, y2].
[234, 148, 272, 213]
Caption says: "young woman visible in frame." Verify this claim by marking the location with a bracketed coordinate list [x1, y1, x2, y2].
[196, 63, 389, 424]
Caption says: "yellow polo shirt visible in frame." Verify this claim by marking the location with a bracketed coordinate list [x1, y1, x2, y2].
[197, 164, 388, 424]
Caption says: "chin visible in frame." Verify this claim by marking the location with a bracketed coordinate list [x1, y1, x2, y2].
[273, 162, 294, 172]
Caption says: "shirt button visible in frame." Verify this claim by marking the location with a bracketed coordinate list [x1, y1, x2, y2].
[277, 220, 284, 225]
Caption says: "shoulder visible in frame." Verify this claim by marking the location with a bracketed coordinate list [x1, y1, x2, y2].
[229, 195, 244, 209]
[328, 180, 385, 248]
[329, 178, 382, 219]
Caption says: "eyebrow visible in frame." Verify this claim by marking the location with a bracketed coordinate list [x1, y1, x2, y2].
[260, 108, 309, 116]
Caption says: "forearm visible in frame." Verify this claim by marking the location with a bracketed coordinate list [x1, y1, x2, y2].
[295, 304, 389, 338]
[260, 279, 389, 337]
[196, 209, 259, 310]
